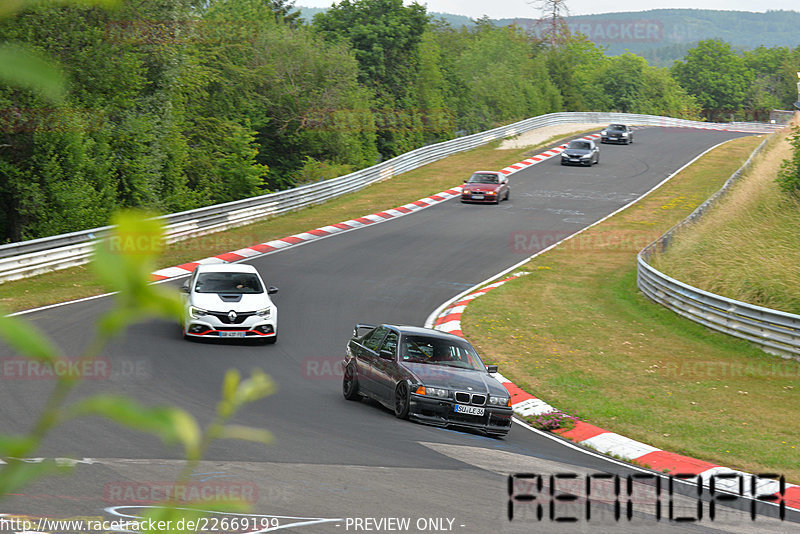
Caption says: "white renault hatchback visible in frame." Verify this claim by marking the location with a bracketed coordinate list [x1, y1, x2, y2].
[180, 264, 278, 344]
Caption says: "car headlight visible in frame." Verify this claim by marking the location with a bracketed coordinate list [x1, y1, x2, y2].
[581, 154, 591, 158]
[601, 130, 607, 135]
[487, 191, 496, 195]
[489, 396, 511, 406]
[621, 132, 629, 137]
[256, 307, 272, 317]
[415, 386, 450, 398]
[189, 306, 208, 319]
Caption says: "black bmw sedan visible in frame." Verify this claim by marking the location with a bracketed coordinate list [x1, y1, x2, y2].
[342, 324, 513, 437]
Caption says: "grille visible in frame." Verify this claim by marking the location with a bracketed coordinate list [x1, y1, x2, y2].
[454, 392, 486, 405]
[209, 311, 256, 324]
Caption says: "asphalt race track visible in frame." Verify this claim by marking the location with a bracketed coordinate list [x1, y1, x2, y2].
[2, 127, 797, 533]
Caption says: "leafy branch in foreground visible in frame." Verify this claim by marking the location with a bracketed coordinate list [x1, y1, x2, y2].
[0, 211, 275, 527]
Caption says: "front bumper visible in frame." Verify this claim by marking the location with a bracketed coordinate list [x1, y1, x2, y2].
[461, 192, 499, 203]
[601, 136, 628, 144]
[560, 156, 592, 166]
[184, 316, 277, 339]
[408, 394, 513, 435]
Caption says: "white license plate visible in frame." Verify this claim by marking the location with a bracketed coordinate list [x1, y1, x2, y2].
[455, 404, 484, 416]
[610, 137, 618, 140]
[471, 194, 484, 200]
[219, 331, 246, 338]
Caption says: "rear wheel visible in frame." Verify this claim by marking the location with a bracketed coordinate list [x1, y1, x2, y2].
[343, 362, 361, 400]
[394, 382, 410, 419]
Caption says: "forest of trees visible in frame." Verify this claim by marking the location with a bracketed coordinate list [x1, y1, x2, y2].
[1, 0, 799, 243]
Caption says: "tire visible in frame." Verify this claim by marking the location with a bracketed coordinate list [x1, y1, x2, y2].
[342, 362, 361, 400]
[505, 189, 510, 201]
[394, 382, 410, 419]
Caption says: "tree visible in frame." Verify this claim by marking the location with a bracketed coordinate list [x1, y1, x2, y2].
[313, 0, 429, 157]
[671, 39, 752, 121]
[529, 0, 570, 46]
[267, 0, 302, 27]
[541, 34, 605, 111]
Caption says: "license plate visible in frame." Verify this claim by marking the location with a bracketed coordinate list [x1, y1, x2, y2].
[471, 194, 484, 200]
[455, 404, 484, 416]
[219, 331, 246, 338]
[610, 137, 618, 140]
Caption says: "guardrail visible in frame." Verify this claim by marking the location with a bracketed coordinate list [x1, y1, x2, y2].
[0, 112, 781, 283]
[637, 137, 800, 361]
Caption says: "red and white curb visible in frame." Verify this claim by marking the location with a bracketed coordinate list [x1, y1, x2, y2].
[149, 133, 603, 283]
[428, 249, 800, 511]
[150, 191, 463, 281]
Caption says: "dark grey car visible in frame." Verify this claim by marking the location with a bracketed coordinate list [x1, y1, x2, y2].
[342, 324, 513, 437]
[601, 124, 634, 144]
[560, 139, 600, 166]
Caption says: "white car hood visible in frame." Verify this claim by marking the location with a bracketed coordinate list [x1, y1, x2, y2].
[190, 292, 272, 313]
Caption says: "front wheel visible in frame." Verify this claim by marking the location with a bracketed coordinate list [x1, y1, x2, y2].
[394, 382, 410, 419]
[343, 362, 361, 400]
[505, 189, 510, 201]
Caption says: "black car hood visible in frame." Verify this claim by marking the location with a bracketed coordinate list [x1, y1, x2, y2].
[402, 362, 506, 395]
[563, 148, 591, 156]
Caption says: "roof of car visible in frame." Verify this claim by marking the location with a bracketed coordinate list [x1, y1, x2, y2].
[472, 170, 501, 175]
[384, 324, 467, 341]
[194, 263, 259, 274]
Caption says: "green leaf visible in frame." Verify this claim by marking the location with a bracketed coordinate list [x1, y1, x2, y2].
[231, 370, 275, 406]
[0, 460, 72, 495]
[0, 314, 61, 363]
[218, 369, 241, 418]
[66, 395, 201, 457]
[0, 435, 36, 457]
[91, 210, 183, 337]
[0, 43, 65, 102]
[217, 424, 272, 445]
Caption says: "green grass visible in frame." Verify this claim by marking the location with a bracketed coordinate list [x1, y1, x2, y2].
[652, 129, 800, 314]
[463, 135, 800, 483]
[0, 128, 599, 314]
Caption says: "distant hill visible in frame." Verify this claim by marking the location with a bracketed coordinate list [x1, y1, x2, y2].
[505, 9, 800, 66]
[298, 7, 800, 66]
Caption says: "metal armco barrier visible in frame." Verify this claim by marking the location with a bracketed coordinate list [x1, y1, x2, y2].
[637, 137, 800, 360]
[0, 112, 781, 283]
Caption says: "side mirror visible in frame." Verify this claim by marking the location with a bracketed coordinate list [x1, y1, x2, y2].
[486, 365, 498, 374]
[380, 350, 394, 360]
[179, 285, 190, 294]
[267, 286, 279, 295]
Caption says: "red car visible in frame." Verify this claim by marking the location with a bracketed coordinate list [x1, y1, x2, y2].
[460, 171, 510, 204]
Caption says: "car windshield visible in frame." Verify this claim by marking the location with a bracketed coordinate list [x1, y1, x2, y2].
[467, 173, 499, 184]
[609, 124, 625, 130]
[194, 272, 264, 294]
[400, 335, 486, 370]
[568, 141, 591, 150]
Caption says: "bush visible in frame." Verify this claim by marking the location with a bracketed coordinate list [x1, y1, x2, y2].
[776, 125, 800, 194]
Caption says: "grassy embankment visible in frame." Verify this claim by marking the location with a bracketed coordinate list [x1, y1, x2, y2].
[0, 128, 598, 313]
[462, 133, 800, 483]
[651, 132, 800, 314]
